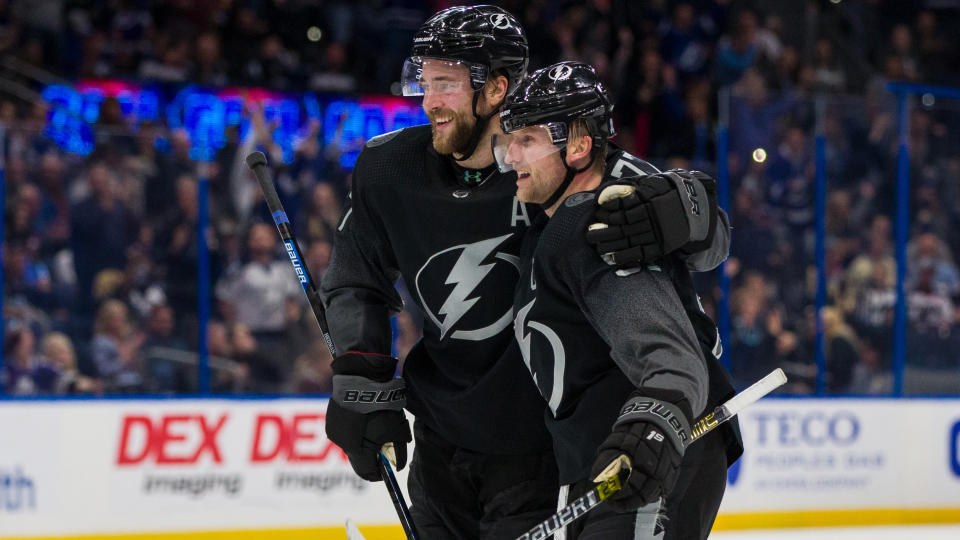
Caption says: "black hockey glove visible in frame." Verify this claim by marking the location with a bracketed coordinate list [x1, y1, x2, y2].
[589, 390, 691, 512]
[586, 170, 717, 267]
[325, 352, 412, 482]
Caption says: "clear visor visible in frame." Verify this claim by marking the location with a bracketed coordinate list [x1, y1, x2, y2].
[401, 57, 475, 97]
[492, 125, 565, 173]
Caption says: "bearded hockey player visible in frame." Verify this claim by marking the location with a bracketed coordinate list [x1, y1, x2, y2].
[499, 61, 743, 539]
[320, 6, 731, 538]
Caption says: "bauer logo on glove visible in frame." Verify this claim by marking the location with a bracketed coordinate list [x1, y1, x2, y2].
[343, 388, 406, 404]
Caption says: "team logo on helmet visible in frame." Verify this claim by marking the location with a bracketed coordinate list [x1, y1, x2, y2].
[548, 64, 574, 81]
[490, 13, 511, 29]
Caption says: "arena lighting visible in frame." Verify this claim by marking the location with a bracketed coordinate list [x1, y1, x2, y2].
[307, 26, 322, 42]
[752, 147, 767, 163]
[39, 80, 427, 167]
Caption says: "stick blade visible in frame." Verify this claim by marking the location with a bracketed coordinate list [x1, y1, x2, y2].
[345, 518, 366, 540]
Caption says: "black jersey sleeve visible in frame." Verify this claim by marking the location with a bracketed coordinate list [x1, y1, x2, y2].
[545, 197, 710, 417]
[320, 145, 403, 355]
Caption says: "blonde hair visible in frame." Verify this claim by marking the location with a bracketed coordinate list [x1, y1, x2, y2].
[822, 306, 859, 349]
[568, 119, 606, 175]
[94, 299, 130, 336]
[41, 332, 76, 369]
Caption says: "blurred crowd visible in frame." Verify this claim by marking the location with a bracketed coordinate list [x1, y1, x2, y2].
[2, 0, 960, 396]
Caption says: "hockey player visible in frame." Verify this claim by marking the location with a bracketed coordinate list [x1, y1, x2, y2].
[320, 6, 731, 538]
[498, 61, 742, 539]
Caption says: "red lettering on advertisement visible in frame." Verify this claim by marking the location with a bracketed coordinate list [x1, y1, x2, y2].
[116, 413, 228, 466]
[250, 413, 347, 463]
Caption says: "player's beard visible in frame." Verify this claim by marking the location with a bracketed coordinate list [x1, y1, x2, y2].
[517, 155, 568, 206]
[428, 108, 476, 155]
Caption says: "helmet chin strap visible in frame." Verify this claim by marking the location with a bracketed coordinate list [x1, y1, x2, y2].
[452, 91, 503, 162]
[540, 147, 598, 210]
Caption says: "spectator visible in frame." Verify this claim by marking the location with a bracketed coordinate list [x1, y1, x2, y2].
[850, 342, 893, 394]
[300, 183, 342, 244]
[842, 215, 895, 310]
[811, 38, 846, 93]
[91, 299, 144, 392]
[208, 320, 249, 393]
[2, 323, 39, 395]
[215, 223, 300, 347]
[306, 240, 332, 280]
[229, 321, 284, 393]
[156, 174, 223, 327]
[822, 307, 859, 393]
[850, 257, 896, 362]
[767, 125, 815, 271]
[658, 3, 710, 80]
[290, 339, 334, 394]
[907, 232, 960, 298]
[714, 9, 760, 86]
[70, 162, 138, 313]
[193, 31, 229, 87]
[3, 241, 54, 310]
[886, 23, 919, 81]
[141, 304, 190, 392]
[38, 331, 101, 395]
[729, 278, 776, 389]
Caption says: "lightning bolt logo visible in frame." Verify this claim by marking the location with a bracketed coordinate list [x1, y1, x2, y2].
[415, 234, 520, 341]
[515, 296, 566, 416]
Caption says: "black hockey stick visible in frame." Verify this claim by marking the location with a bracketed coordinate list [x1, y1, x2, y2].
[515, 368, 788, 540]
[245, 151, 419, 540]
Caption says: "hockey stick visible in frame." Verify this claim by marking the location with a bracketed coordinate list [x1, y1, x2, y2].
[345, 518, 367, 540]
[245, 152, 419, 540]
[515, 368, 788, 540]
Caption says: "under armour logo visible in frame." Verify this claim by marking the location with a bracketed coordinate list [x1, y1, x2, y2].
[548, 64, 573, 81]
[464, 170, 483, 185]
[490, 13, 510, 29]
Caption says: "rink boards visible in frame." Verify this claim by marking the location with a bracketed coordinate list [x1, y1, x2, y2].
[1, 397, 959, 538]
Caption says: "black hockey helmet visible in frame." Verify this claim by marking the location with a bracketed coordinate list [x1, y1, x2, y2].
[494, 61, 616, 208]
[402, 5, 529, 164]
[403, 5, 528, 97]
[499, 61, 615, 147]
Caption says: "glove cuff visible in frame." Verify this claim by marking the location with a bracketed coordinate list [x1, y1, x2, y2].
[332, 351, 399, 382]
[614, 392, 692, 455]
[332, 374, 406, 414]
[661, 170, 710, 244]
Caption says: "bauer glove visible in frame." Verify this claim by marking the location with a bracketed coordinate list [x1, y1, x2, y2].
[589, 389, 691, 512]
[587, 170, 717, 267]
[325, 352, 411, 482]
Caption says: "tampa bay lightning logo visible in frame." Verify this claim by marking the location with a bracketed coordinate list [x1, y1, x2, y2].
[490, 13, 511, 29]
[548, 64, 573, 81]
[515, 297, 566, 416]
[415, 234, 521, 341]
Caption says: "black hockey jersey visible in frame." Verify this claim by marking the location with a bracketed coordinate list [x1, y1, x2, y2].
[514, 173, 743, 483]
[321, 124, 553, 453]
